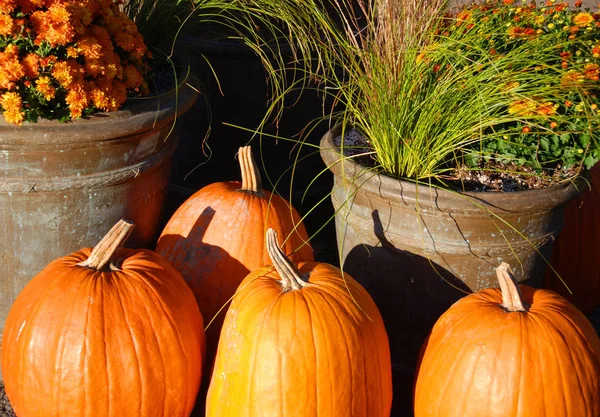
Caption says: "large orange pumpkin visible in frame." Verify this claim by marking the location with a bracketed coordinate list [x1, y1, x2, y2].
[156, 146, 314, 360]
[1, 220, 205, 417]
[205, 229, 392, 417]
[544, 163, 600, 313]
[414, 263, 600, 417]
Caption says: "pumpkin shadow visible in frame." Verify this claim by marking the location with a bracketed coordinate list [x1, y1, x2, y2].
[342, 210, 471, 417]
[157, 207, 249, 416]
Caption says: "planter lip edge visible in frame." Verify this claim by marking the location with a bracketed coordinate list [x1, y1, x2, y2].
[319, 123, 587, 209]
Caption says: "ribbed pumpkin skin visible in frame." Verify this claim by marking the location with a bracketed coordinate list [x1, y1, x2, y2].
[156, 181, 314, 350]
[414, 285, 600, 417]
[1, 248, 205, 417]
[544, 163, 600, 313]
[206, 262, 393, 417]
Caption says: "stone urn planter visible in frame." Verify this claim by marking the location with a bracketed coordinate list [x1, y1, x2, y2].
[319, 124, 584, 376]
[0, 82, 198, 363]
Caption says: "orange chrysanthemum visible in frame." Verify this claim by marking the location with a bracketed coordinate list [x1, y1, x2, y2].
[0, 0, 149, 123]
[66, 46, 79, 58]
[76, 34, 103, 60]
[508, 99, 537, 116]
[107, 80, 127, 111]
[22, 53, 40, 79]
[51, 59, 83, 88]
[89, 83, 110, 110]
[0, 44, 24, 90]
[584, 63, 600, 81]
[123, 64, 143, 90]
[0, 12, 14, 35]
[572, 12, 594, 27]
[51, 60, 73, 88]
[35, 75, 56, 100]
[536, 101, 559, 116]
[0, 91, 24, 125]
[31, 3, 75, 46]
[0, 0, 17, 13]
[65, 82, 88, 118]
[561, 70, 585, 88]
[39, 55, 56, 68]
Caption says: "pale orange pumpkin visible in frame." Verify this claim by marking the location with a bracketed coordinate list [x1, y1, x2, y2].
[1, 220, 205, 417]
[544, 163, 600, 314]
[205, 229, 392, 417]
[414, 263, 600, 417]
[156, 146, 314, 361]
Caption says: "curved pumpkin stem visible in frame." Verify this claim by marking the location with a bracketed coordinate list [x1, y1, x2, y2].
[266, 228, 308, 291]
[77, 219, 135, 271]
[239, 146, 262, 193]
[496, 262, 528, 312]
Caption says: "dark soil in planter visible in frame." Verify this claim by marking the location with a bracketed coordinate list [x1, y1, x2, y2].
[334, 128, 580, 192]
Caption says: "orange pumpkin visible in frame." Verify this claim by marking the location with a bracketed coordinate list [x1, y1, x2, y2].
[1, 220, 205, 417]
[544, 163, 600, 313]
[414, 263, 600, 417]
[156, 146, 313, 360]
[205, 229, 392, 416]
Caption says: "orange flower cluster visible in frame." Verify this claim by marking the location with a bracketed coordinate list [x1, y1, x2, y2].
[0, 0, 149, 124]
[436, 0, 600, 169]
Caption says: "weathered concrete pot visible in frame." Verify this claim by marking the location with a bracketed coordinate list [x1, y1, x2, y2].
[320, 124, 583, 376]
[0, 84, 198, 368]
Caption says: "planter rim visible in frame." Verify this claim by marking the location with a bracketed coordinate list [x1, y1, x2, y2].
[0, 77, 199, 146]
[320, 124, 586, 213]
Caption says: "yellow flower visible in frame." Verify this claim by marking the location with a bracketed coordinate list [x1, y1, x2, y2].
[65, 82, 88, 119]
[0, 12, 13, 35]
[536, 102, 558, 116]
[0, 91, 23, 125]
[66, 47, 79, 58]
[561, 70, 585, 88]
[508, 99, 537, 116]
[572, 12, 594, 27]
[0, 44, 24, 90]
[584, 63, 599, 81]
[22, 53, 40, 79]
[35, 76, 56, 101]
[51, 60, 73, 88]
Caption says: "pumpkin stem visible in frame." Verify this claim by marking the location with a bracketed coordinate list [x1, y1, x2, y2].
[266, 228, 308, 291]
[239, 146, 262, 192]
[496, 262, 528, 312]
[77, 219, 135, 271]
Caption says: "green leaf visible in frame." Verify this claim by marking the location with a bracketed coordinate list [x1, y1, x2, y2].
[584, 155, 598, 170]
[579, 134, 590, 148]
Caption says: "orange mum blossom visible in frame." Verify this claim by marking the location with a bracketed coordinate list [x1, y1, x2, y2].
[65, 82, 88, 118]
[573, 12, 594, 27]
[0, 44, 24, 90]
[22, 53, 40, 79]
[0, 0, 149, 124]
[0, 12, 13, 35]
[0, 91, 23, 125]
[35, 76, 56, 101]
[0, 0, 17, 13]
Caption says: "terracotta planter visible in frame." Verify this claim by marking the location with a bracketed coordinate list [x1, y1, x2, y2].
[0, 83, 198, 368]
[319, 124, 583, 376]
